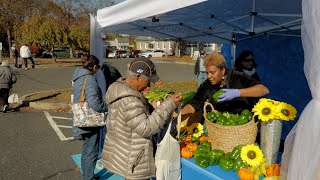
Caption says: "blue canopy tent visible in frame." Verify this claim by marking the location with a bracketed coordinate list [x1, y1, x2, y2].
[91, 0, 320, 179]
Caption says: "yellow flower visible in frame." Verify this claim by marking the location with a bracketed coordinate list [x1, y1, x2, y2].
[241, 144, 264, 167]
[252, 101, 276, 122]
[276, 102, 297, 121]
[192, 123, 204, 138]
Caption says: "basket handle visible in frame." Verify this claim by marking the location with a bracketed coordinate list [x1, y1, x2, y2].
[203, 100, 215, 117]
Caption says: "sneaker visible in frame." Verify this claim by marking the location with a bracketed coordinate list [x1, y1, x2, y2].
[3, 105, 8, 113]
[24, 68, 28, 70]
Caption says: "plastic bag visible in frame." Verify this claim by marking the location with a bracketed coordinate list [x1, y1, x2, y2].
[155, 113, 181, 180]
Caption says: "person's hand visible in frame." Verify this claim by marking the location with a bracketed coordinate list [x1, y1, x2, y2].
[217, 89, 240, 102]
[154, 79, 163, 87]
[169, 93, 183, 107]
[151, 100, 161, 108]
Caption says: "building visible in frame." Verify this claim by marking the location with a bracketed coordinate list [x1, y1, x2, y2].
[135, 36, 174, 55]
[104, 37, 131, 50]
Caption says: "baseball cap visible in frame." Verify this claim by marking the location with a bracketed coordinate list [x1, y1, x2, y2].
[129, 57, 159, 83]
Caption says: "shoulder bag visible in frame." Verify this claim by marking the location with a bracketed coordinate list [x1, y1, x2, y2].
[72, 76, 106, 127]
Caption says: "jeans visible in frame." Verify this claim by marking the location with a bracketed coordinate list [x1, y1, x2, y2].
[197, 71, 207, 87]
[81, 131, 100, 180]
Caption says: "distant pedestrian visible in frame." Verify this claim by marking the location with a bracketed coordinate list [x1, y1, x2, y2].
[194, 49, 207, 87]
[11, 45, 19, 68]
[20, 45, 35, 70]
[0, 60, 17, 113]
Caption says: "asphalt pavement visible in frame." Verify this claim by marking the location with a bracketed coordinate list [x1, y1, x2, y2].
[0, 58, 196, 180]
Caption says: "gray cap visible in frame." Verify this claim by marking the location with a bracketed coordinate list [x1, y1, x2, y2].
[129, 57, 159, 83]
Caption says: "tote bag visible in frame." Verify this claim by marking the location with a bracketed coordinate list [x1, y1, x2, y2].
[72, 76, 106, 127]
[155, 111, 182, 180]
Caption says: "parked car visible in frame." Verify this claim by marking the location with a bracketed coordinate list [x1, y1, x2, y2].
[108, 49, 118, 58]
[140, 50, 167, 58]
[52, 48, 70, 58]
[130, 50, 144, 58]
[41, 48, 70, 58]
[114, 50, 128, 58]
[120, 51, 131, 58]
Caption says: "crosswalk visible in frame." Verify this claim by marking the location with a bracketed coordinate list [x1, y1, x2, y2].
[44, 111, 74, 141]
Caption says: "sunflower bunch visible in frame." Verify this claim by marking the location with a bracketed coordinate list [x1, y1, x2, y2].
[252, 98, 297, 122]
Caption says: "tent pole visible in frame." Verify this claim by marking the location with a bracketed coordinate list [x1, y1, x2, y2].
[251, 0, 256, 33]
[231, 34, 236, 67]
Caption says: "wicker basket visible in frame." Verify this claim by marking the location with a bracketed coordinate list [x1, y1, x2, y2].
[203, 102, 258, 153]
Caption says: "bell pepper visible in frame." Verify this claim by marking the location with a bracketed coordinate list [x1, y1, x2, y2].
[209, 149, 225, 165]
[230, 145, 243, 160]
[232, 158, 247, 172]
[191, 136, 199, 142]
[218, 156, 234, 171]
[237, 114, 249, 125]
[212, 90, 224, 102]
[194, 154, 210, 168]
[200, 140, 211, 150]
[193, 147, 210, 159]
[223, 152, 232, 159]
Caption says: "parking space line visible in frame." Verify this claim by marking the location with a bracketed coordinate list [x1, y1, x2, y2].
[57, 125, 72, 129]
[44, 111, 72, 141]
[51, 116, 72, 120]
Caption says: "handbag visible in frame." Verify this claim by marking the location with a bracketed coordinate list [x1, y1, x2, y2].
[72, 76, 106, 127]
[155, 109, 182, 180]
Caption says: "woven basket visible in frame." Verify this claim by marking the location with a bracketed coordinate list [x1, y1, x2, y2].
[203, 102, 258, 153]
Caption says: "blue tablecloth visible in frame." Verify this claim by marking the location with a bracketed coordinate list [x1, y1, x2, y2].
[181, 158, 264, 180]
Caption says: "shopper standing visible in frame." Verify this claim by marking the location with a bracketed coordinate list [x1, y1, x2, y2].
[20, 44, 35, 70]
[72, 55, 107, 180]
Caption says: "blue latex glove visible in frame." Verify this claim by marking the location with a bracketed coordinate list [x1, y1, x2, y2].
[217, 89, 240, 102]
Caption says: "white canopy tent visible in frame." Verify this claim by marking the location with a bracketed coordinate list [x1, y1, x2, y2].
[91, 0, 320, 179]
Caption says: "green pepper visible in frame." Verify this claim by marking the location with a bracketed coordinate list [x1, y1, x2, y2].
[241, 109, 252, 119]
[218, 157, 234, 171]
[232, 158, 248, 172]
[207, 112, 216, 122]
[216, 121, 224, 125]
[237, 114, 249, 125]
[179, 91, 196, 108]
[212, 90, 224, 102]
[194, 147, 210, 159]
[230, 145, 243, 160]
[223, 121, 232, 126]
[223, 152, 232, 159]
[200, 140, 211, 150]
[194, 154, 210, 168]
[209, 149, 225, 165]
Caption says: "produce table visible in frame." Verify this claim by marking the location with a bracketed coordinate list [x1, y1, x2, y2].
[181, 158, 264, 180]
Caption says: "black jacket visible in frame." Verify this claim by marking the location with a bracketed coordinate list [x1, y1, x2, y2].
[189, 69, 262, 115]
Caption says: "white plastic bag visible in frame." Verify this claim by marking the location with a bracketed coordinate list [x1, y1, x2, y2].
[155, 113, 181, 180]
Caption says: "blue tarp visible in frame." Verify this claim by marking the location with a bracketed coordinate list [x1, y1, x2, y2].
[223, 34, 311, 139]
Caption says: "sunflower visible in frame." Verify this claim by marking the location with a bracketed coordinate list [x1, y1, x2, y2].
[252, 101, 277, 122]
[240, 144, 264, 167]
[276, 102, 297, 121]
[192, 123, 204, 138]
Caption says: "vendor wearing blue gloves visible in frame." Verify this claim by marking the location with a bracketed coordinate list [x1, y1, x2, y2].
[181, 52, 269, 123]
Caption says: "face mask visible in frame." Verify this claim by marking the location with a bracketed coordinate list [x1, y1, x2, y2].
[243, 68, 256, 76]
